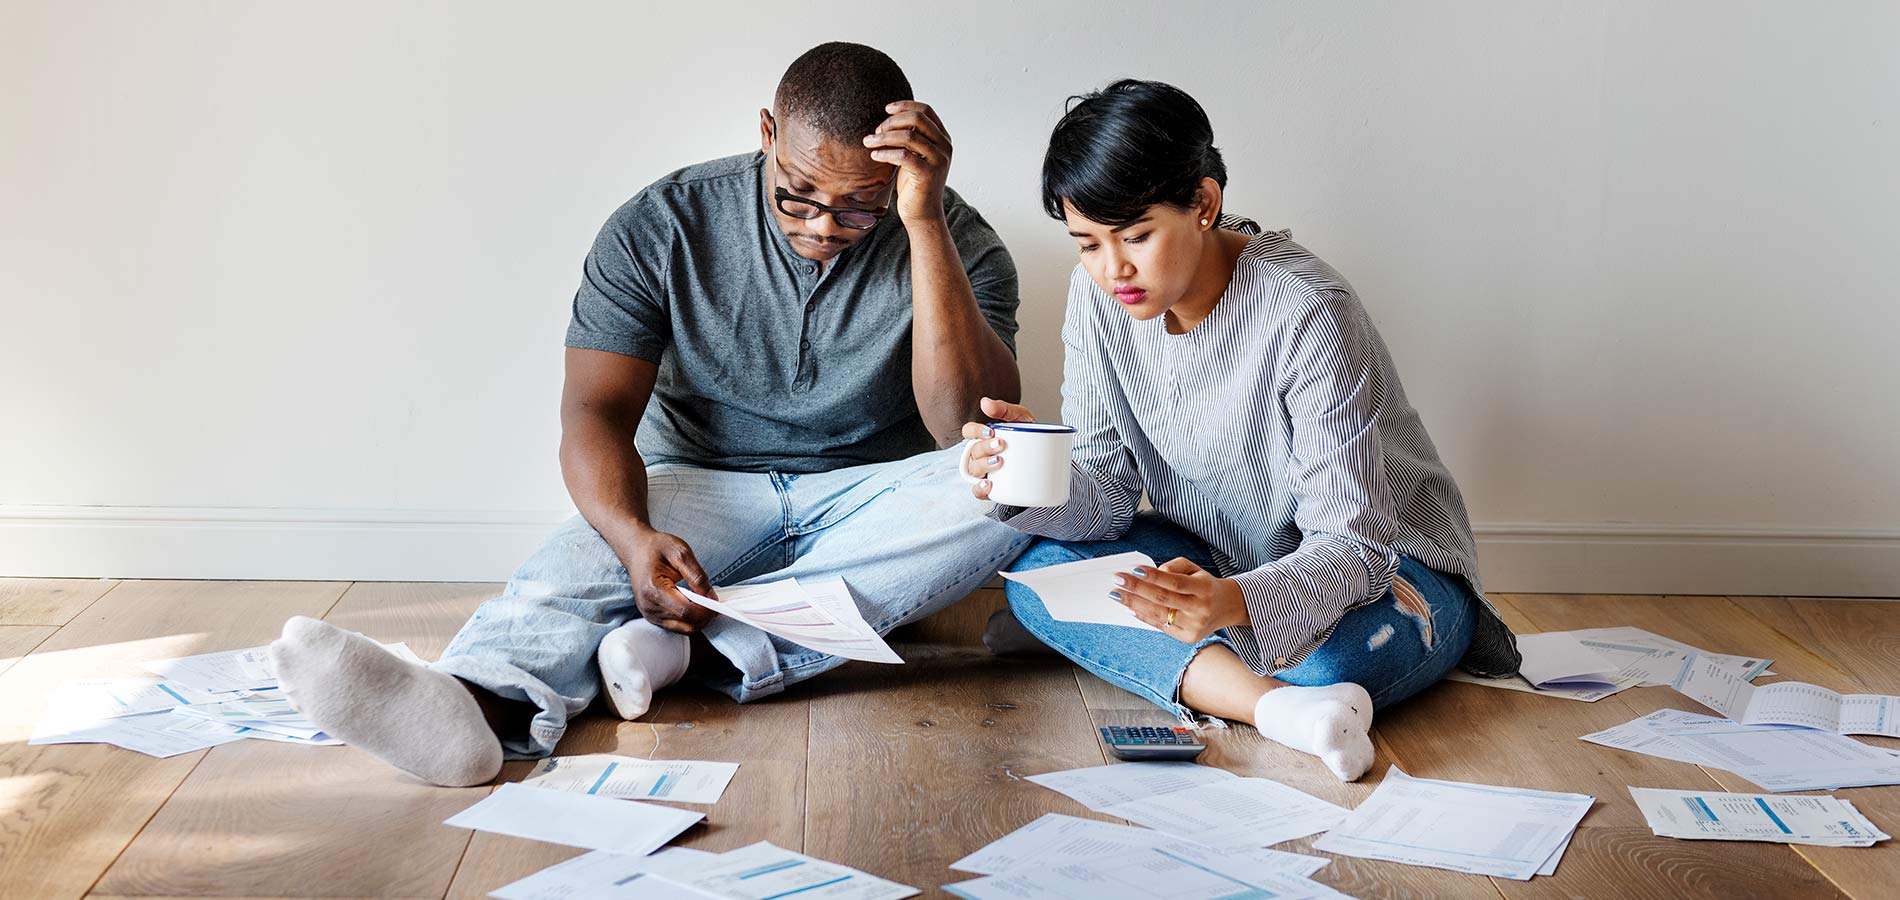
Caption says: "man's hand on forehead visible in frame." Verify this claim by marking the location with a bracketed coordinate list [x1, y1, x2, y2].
[863, 100, 952, 224]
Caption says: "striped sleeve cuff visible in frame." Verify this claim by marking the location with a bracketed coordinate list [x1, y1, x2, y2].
[989, 460, 1136, 542]
[1229, 539, 1386, 671]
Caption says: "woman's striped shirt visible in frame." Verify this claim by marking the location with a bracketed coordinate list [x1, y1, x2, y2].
[995, 216, 1521, 678]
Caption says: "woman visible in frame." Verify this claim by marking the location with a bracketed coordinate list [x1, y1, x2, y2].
[964, 80, 1520, 781]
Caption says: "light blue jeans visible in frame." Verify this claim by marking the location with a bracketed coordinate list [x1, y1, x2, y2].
[434, 445, 1033, 758]
[1006, 515, 1478, 718]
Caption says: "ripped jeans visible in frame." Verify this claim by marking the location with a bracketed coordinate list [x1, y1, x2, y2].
[1004, 515, 1478, 718]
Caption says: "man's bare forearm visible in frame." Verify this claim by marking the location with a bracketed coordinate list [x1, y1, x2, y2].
[559, 406, 656, 548]
[908, 217, 1020, 443]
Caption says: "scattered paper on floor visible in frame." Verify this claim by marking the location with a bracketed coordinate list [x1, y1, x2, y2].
[522, 754, 739, 804]
[1313, 768, 1590, 880]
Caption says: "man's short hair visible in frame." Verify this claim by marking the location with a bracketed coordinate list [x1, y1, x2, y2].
[774, 42, 914, 144]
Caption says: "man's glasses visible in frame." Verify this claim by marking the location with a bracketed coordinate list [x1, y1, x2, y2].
[773, 186, 889, 230]
[764, 117, 893, 231]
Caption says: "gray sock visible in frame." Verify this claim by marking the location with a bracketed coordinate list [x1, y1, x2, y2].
[270, 616, 502, 787]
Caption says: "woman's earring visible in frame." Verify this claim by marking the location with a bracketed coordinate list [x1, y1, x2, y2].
[1200, 218, 1209, 226]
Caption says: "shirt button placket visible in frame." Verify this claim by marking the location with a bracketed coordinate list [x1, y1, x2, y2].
[794, 291, 818, 392]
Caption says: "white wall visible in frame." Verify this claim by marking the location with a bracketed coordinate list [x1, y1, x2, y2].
[4, 1, 1897, 593]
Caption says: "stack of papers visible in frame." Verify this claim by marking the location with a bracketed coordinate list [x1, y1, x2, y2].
[999, 552, 1161, 632]
[1446, 626, 1773, 702]
[444, 782, 703, 855]
[1583, 709, 1900, 792]
[1313, 768, 1591, 880]
[491, 847, 713, 900]
[495, 840, 918, 900]
[946, 843, 1351, 900]
[1026, 762, 1349, 849]
[522, 754, 738, 804]
[1631, 788, 1889, 847]
[681, 578, 902, 664]
[1671, 654, 1900, 737]
[31, 640, 424, 757]
[949, 813, 1328, 877]
[650, 841, 918, 899]
[1562, 626, 1772, 683]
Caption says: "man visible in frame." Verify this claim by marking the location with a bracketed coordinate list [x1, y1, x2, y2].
[268, 43, 1032, 787]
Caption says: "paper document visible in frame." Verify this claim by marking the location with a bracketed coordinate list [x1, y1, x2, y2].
[173, 696, 328, 740]
[29, 677, 225, 744]
[1631, 787, 1889, 846]
[1443, 667, 1642, 702]
[1579, 709, 1735, 765]
[490, 847, 714, 900]
[443, 782, 702, 855]
[1583, 709, 1900, 791]
[1672, 654, 1900, 737]
[1026, 761, 1232, 808]
[34, 708, 247, 757]
[1451, 627, 1774, 699]
[523, 754, 738, 804]
[45, 677, 220, 720]
[1563, 626, 1773, 682]
[945, 844, 1351, 900]
[1313, 768, 1592, 880]
[1515, 632, 1626, 690]
[950, 812, 1328, 877]
[682, 578, 902, 664]
[1000, 551, 1161, 632]
[30, 639, 411, 756]
[1027, 763, 1347, 848]
[651, 841, 917, 900]
[141, 645, 279, 693]
[231, 726, 342, 746]
[142, 640, 428, 693]
[28, 676, 251, 752]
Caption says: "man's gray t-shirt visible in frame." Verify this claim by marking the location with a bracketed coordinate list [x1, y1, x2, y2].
[565, 152, 1020, 474]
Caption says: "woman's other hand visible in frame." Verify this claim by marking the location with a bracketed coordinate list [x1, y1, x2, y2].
[1110, 558, 1248, 642]
[960, 396, 1037, 500]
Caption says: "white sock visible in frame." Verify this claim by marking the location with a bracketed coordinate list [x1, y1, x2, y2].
[269, 616, 502, 787]
[1252, 682, 1376, 781]
[597, 618, 690, 721]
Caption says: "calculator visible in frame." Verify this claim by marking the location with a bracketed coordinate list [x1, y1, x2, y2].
[1099, 725, 1206, 761]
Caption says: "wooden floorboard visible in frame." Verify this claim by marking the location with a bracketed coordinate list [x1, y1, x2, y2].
[1725, 596, 1900, 900]
[804, 589, 1110, 898]
[0, 625, 59, 680]
[1, 578, 1895, 899]
[0, 580, 349, 900]
[0, 578, 119, 627]
[1445, 595, 1850, 899]
[92, 583, 498, 898]
[1500, 592, 1890, 899]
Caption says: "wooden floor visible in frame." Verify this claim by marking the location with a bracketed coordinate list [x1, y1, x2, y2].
[1, 579, 1896, 899]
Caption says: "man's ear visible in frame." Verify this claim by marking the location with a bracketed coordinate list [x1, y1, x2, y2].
[759, 108, 774, 154]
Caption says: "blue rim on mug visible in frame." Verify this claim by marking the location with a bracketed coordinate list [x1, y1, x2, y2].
[989, 423, 1077, 434]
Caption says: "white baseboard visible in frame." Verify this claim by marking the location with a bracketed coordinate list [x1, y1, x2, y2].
[1474, 522, 1900, 597]
[2, 506, 1897, 596]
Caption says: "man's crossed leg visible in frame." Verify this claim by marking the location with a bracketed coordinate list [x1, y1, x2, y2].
[270, 445, 1029, 786]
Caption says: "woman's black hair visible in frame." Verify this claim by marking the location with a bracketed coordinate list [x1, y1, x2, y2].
[1041, 79, 1227, 226]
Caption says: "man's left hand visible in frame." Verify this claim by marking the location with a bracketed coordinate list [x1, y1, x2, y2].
[864, 100, 951, 225]
[1111, 558, 1250, 643]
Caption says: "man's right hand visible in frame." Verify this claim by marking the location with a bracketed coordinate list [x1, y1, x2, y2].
[613, 527, 717, 634]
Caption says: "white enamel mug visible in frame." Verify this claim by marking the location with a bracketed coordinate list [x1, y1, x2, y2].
[962, 422, 1076, 507]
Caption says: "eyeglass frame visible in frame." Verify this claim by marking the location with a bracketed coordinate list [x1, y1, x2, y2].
[765, 117, 895, 231]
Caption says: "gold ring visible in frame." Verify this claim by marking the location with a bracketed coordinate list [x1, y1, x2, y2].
[1167, 608, 1177, 627]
